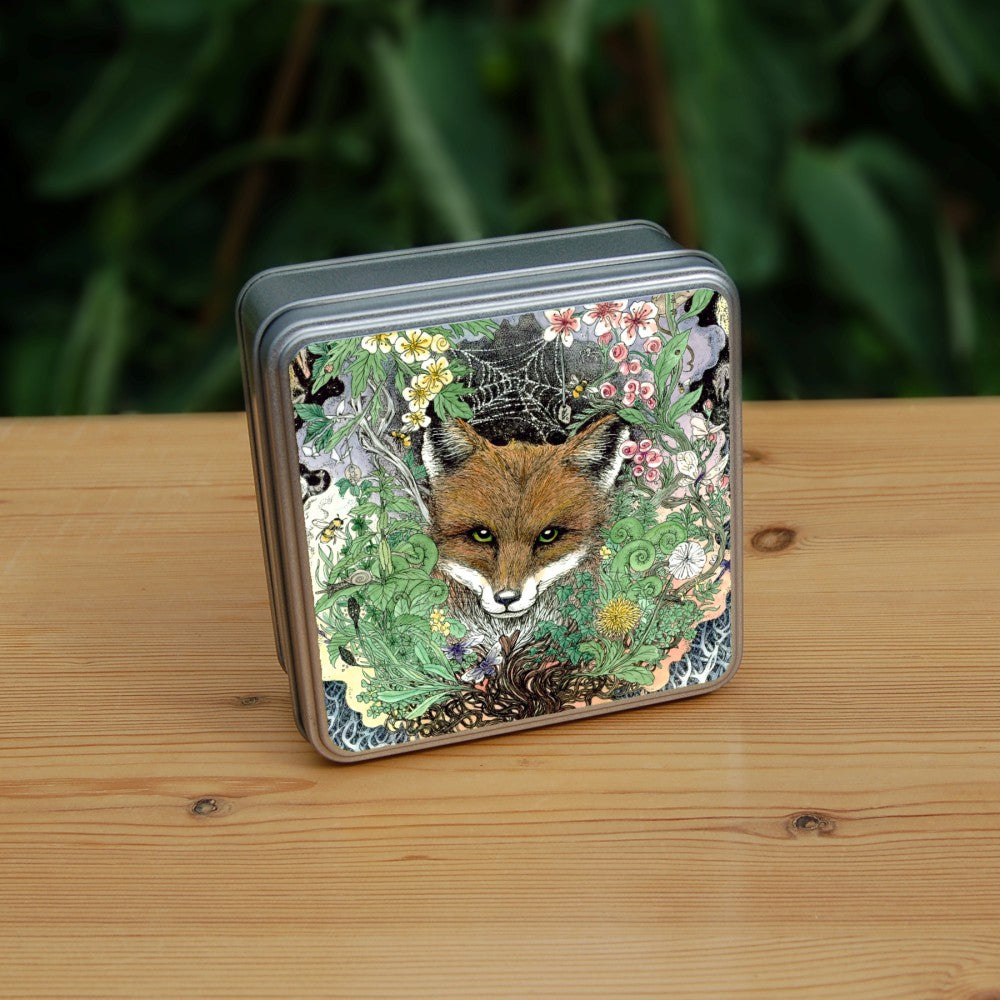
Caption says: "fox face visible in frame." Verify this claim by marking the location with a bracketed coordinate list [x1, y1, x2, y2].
[422, 415, 628, 630]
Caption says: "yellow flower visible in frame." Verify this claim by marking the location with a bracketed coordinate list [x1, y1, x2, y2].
[595, 597, 642, 639]
[361, 331, 397, 353]
[395, 329, 433, 363]
[599, 545, 612, 560]
[420, 356, 454, 393]
[430, 609, 451, 636]
[430, 333, 450, 353]
[402, 409, 430, 431]
[403, 375, 435, 411]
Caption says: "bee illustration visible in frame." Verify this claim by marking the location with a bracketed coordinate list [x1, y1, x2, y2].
[569, 375, 589, 399]
[389, 430, 412, 447]
[312, 517, 344, 544]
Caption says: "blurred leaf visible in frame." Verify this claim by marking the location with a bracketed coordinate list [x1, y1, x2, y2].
[785, 142, 939, 369]
[115, 0, 229, 29]
[38, 21, 228, 198]
[371, 20, 497, 241]
[901, 0, 997, 103]
[55, 266, 131, 414]
[651, 0, 833, 286]
[937, 221, 976, 361]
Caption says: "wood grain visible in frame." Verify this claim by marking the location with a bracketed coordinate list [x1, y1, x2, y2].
[1, 400, 999, 999]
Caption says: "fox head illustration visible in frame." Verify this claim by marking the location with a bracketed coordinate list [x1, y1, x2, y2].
[422, 415, 628, 632]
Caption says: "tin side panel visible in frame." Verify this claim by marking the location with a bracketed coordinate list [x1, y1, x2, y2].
[286, 288, 736, 755]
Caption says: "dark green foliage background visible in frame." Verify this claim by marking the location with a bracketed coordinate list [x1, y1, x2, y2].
[2, 0, 998, 415]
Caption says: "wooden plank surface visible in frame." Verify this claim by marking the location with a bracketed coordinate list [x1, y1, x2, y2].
[1, 400, 999, 999]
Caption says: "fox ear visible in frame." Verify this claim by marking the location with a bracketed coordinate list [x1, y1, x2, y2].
[562, 414, 629, 493]
[422, 419, 487, 483]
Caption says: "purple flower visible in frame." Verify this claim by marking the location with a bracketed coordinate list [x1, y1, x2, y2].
[445, 639, 470, 662]
[461, 645, 500, 684]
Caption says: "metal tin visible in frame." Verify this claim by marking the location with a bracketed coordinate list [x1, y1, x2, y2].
[238, 221, 741, 761]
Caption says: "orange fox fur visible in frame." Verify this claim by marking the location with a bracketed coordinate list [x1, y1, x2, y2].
[422, 415, 627, 641]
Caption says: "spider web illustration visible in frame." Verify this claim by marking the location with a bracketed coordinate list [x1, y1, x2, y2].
[449, 314, 607, 444]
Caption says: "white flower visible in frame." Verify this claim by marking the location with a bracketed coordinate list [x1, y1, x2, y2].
[675, 450, 700, 479]
[401, 409, 431, 431]
[542, 307, 581, 347]
[619, 300, 659, 344]
[360, 331, 397, 353]
[668, 541, 707, 580]
[690, 413, 726, 450]
[420, 356, 454, 393]
[394, 329, 433, 364]
[582, 300, 626, 336]
[403, 376, 435, 412]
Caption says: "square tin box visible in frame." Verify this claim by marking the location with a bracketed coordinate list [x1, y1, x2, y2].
[238, 221, 741, 761]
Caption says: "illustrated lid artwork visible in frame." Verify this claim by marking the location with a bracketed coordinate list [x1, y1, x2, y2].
[238, 222, 741, 761]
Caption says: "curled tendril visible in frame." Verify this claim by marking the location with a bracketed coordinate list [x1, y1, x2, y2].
[626, 576, 663, 601]
[404, 533, 439, 574]
[607, 517, 644, 545]
[610, 538, 657, 579]
[646, 518, 686, 555]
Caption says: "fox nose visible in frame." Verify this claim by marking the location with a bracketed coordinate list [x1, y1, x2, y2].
[495, 589, 521, 609]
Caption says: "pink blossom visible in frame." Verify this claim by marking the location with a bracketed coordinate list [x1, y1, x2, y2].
[704, 400, 714, 414]
[644, 468, 662, 486]
[623, 378, 640, 395]
[721, 474, 729, 488]
[627, 358, 642, 374]
[623, 392, 637, 406]
[583, 300, 626, 336]
[620, 440, 638, 458]
[597, 330, 614, 346]
[644, 337, 663, 354]
[638, 439, 652, 453]
[542, 307, 581, 347]
[639, 381, 655, 400]
[645, 395, 657, 410]
[599, 382, 617, 399]
[631, 464, 645, 478]
[645, 450, 663, 468]
[619, 300, 659, 344]
[609, 342, 628, 363]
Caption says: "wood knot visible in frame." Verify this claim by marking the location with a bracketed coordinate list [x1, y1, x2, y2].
[190, 797, 230, 818]
[752, 527, 797, 553]
[232, 694, 268, 708]
[743, 448, 765, 464]
[788, 812, 836, 836]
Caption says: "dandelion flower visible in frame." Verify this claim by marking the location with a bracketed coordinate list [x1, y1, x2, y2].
[595, 596, 642, 639]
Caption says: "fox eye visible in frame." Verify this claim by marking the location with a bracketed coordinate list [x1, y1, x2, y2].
[469, 526, 495, 544]
[537, 526, 562, 545]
